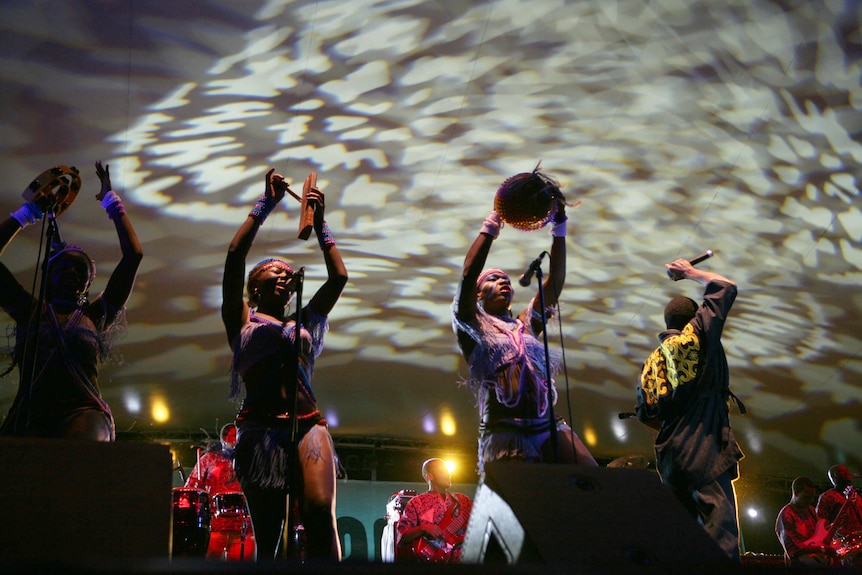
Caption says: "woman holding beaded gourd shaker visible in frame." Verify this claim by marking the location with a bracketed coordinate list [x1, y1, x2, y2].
[0, 161, 143, 440]
[222, 168, 347, 561]
[452, 164, 597, 480]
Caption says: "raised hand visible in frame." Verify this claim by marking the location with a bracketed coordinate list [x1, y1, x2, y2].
[95, 161, 112, 201]
[308, 186, 326, 225]
[665, 258, 694, 281]
[265, 168, 288, 204]
[553, 195, 567, 223]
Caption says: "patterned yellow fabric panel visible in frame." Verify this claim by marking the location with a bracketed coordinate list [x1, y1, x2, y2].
[640, 324, 701, 407]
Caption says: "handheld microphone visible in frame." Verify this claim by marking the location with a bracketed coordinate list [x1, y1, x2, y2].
[688, 250, 714, 266]
[618, 412, 636, 419]
[667, 250, 714, 280]
[518, 252, 548, 287]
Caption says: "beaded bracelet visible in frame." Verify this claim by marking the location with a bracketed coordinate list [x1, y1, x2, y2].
[249, 194, 277, 224]
[10, 202, 43, 227]
[318, 220, 335, 249]
[101, 190, 126, 220]
[480, 210, 502, 239]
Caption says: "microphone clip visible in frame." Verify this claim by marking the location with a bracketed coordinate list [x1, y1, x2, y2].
[519, 251, 548, 287]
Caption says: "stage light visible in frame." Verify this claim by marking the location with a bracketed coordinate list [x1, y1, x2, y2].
[151, 398, 170, 423]
[582, 425, 598, 447]
[124, 391, 141, 414]
[422, 413, 436, 434]
[325, 408, 339, 428]
[440, 410, 456, 436]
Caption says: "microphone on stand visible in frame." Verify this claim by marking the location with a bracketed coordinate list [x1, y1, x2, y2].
[173, 458, 186, 483]
[519, 252, 548, 287]
[288, 266, 306, 292]
[667, 250, 714, 280]
[47, 211, 67, 251]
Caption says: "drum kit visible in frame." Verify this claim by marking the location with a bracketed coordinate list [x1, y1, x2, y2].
[170, 487, 254, 560]
[171, 487, 212, 557]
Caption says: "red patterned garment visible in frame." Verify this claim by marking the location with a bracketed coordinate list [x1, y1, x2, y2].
[397, 490, 473, 563]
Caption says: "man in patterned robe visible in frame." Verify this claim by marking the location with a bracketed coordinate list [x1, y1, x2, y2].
[636, 258, 744, 561]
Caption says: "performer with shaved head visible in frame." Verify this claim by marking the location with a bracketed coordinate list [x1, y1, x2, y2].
[396, 458, 473, 563]
[636, 258, 744, 561]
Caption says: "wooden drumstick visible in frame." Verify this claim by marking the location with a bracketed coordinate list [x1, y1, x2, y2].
[298, 172, 317, 240]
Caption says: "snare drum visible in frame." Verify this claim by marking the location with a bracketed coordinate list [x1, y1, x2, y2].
[171, 487, 211, 557]
[213, 492, 248, 519]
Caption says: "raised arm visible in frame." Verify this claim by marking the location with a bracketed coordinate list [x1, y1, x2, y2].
[454, 210, 501, 358]
[93, 162, 144, 317]
[520, 201, 567, 334]
[0, 199, 47, 318]
[306, 185, 348, 316]
[665, 258, 735, 287]
[222, 168, 286, 344]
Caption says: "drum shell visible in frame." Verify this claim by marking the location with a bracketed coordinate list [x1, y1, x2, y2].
[213, 492, 248, 519]
[171, 487, 211, 557]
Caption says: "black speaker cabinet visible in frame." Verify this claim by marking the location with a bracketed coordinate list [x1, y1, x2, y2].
[462, 461, 730, 569]
[0, 438, 173, 563]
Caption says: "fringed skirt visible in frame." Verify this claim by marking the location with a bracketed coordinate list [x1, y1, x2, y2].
[234, 415, 329, 491]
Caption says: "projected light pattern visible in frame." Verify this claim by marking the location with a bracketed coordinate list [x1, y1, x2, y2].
[0, 0, 859, 484]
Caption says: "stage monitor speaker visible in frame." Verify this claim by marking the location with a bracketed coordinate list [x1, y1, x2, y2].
[0, 438, 173, 563]
[461, 461, 730, 570]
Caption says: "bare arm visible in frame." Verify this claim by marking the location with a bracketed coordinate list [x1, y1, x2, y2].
[0, 259, 31, 322]
[0, 200, 47, 317]
[666, 258, 735, 286]
[454, 211, 501, 359]
[519, 202, 567, 334]
[306, 186, 348, 316]
[0, 214, 29, 311]
[0, 217, 27, 259]
[222, 168, 286, 345]
[94, 162, 144, 315]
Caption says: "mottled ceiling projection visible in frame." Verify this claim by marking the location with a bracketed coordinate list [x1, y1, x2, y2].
[0, 0, 859, 483]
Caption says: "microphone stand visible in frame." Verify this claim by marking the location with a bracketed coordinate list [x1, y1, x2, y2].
[15, 204, 61, 435]
[532, 264, 558, 463]
[282, 267, 305, 560]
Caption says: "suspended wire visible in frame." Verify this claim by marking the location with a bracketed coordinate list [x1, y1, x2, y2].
[382, 2, 498, 306]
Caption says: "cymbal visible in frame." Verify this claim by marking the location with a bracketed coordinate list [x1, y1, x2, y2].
[606, 454, 650, 469]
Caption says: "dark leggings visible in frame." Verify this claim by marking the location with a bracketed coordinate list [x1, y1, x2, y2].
[241, 485, 290, 560]
[241, 479, 338, 561]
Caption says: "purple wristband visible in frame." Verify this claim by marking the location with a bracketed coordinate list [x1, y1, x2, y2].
[101, 190, 126, 219]
[249, 194, 277, 224]
[318, 220, 335, 249]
